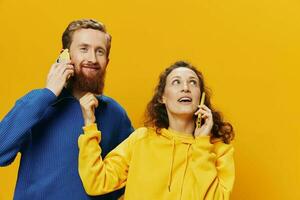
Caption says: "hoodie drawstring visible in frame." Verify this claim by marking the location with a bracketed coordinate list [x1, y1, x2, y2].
[179, 144, 191, 198]
[168, 139, 175, 192]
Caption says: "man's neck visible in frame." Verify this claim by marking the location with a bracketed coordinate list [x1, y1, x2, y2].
[71, 87, 87, 100]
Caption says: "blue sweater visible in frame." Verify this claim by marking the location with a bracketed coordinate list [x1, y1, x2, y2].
[0, 88, 133, 200]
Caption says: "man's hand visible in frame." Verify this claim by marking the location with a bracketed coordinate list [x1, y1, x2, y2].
[46, 61, 74, 96]
[79, 93, 99, 126]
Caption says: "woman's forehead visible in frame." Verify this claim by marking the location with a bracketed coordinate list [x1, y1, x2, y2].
[167, 67, 198, 79]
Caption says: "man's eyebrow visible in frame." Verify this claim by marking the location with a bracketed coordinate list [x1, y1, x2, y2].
[78, 43, 90, 47]
[96, 46, 106, 51]
[78, 44, 106, 50]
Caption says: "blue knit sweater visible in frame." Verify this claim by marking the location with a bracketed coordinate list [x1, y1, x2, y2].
[0, 88, 133, 200]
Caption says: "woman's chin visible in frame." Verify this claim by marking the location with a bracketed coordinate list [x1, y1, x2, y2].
[172, 110, 195, 118]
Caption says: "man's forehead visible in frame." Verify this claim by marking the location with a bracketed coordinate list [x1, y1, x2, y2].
[72, 29, 108, 47]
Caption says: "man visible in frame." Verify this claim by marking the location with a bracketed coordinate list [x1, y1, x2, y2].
[0, 19, 133, 199]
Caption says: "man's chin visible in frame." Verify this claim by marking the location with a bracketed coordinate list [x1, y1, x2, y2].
[82, 86, 104, 95]
[81, 71, 100, 79]
[80, 81, 104, 94]
[67, 77, 104, 95]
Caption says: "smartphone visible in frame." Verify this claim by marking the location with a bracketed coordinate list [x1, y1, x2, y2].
[196, 92, 206, 128]
[57, 49, 73, 82]
[57, 49, 70, 63]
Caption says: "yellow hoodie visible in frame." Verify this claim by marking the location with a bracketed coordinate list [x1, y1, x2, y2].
[78, 124, 235, 200]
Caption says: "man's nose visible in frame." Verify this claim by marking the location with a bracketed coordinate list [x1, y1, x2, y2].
[86, 52, 97, 63]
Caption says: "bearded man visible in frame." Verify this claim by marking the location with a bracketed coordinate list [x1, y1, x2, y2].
[0, 19, 133, 200]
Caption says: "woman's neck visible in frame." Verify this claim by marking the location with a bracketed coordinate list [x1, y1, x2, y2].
[168, 114, 195, 135]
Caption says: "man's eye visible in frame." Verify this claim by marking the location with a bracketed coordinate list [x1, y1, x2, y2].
[96, 49, 105, 56]
[96, 50, 104, 55]
[80, 48, 88, 52]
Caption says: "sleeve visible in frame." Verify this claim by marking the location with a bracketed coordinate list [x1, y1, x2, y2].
[191, 136, 235, 200]
[116, 106, 134, 142]
[0, 88, 57, 166]
[78, 124, 142, 196]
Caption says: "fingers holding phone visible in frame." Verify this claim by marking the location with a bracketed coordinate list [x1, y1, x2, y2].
[57, 49, 74, 80]
[194, 92, 213, 137]
[46, 49, 74, 96]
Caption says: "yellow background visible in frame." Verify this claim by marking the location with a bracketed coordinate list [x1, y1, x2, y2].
[0, 0, 299, 199]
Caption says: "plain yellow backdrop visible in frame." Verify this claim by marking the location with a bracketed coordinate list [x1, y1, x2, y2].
[0, 0, 299, 199]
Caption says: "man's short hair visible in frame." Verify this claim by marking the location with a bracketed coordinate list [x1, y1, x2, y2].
[62, 19, 112, 57]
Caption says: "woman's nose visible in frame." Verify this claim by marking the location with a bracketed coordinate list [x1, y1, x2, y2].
[182, 82, 190, 92]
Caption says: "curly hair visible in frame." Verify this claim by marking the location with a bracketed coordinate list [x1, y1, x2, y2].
[144, 61, 234, 144]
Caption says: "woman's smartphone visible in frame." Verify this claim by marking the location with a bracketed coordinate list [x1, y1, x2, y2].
[196, 92, 206, 128]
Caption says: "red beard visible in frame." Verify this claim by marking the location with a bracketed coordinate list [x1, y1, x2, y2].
[68, 63, 106, 95]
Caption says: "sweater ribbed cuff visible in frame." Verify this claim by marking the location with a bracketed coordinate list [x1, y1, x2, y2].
[43, 88, 59, 102]
[83, 123, 98, 133]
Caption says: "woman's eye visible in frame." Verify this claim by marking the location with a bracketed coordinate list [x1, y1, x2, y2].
[190, 80, 197, 85]
[172, 80, 180, 85]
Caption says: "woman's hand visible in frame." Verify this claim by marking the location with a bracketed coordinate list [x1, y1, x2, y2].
[194, 105, 214, 137]
[79, 92, 99, 126]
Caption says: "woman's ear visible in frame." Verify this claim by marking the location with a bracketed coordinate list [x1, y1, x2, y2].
[159, 96, 166, 104]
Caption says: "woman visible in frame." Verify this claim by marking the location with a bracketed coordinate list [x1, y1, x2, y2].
[78, 61, 235, 200]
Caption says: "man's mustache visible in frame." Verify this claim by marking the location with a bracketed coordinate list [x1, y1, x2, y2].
[80, 63, 101, 70]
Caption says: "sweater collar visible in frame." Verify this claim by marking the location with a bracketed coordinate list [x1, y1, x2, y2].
[51, 88, 107, 107]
